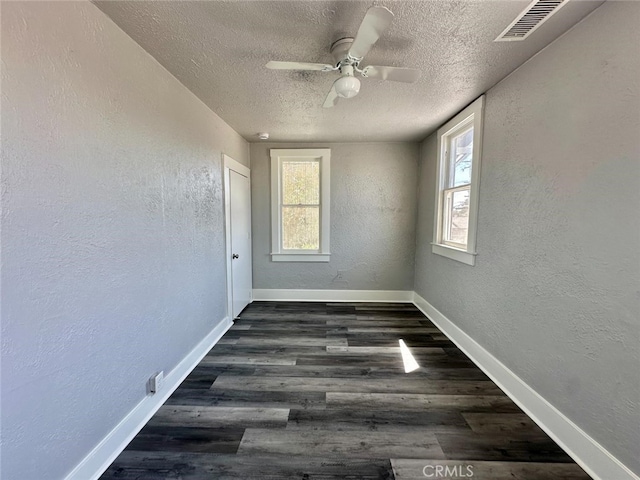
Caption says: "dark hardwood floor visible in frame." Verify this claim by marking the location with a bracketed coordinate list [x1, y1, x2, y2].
[100, 302, 591, 479]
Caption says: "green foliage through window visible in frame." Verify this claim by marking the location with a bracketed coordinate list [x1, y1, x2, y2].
[281, 160, 320, 250]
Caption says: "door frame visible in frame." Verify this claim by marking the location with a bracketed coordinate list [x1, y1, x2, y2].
[223, 154, 252, 320]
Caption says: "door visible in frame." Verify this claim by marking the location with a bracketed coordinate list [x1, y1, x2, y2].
[224, 155, 252, 319]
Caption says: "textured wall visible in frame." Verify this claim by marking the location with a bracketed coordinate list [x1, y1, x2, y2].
[414, 1, 640, 474]
[251, 142, 418, 290]
[0, 2, 248, 479]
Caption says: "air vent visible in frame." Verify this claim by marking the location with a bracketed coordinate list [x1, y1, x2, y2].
[495, 0, 569, 42]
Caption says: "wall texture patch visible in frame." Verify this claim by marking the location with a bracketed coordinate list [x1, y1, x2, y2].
[414, 1, 640, 475]
[251, 142, 419, 291]
[0, 2, 248, 479]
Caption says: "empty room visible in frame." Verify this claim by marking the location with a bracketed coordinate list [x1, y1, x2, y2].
[1, 0, 638, 479]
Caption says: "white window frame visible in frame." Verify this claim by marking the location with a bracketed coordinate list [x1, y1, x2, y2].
[270, 148, 330, 262]
[432, 95, 485, 266]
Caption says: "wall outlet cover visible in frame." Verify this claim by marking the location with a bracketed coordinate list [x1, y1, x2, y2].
[148, 371, 164, 394]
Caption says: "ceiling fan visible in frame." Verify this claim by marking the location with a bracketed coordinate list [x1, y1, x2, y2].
[266, 5, 420, 108]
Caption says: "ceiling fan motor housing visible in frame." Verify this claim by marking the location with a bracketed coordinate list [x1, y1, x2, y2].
[330, 37, 356, 66]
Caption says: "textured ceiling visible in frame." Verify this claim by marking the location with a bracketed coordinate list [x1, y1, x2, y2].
[95, 0, 604, 142]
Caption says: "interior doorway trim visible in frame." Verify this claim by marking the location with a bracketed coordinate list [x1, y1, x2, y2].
[223, 154, 252, 320]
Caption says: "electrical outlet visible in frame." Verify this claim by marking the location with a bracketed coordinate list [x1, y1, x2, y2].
[148, 371, 164, 394]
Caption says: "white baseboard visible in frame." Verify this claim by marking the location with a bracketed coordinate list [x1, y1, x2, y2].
[64, 317, 233, 480]
[64, 294, 638, 480]
[252, 289, 413, 303]
[412, 292, 638, 480]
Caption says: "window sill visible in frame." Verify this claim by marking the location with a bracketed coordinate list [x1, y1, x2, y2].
[271, 253, 331, 263]
[431, 243, 476, 266]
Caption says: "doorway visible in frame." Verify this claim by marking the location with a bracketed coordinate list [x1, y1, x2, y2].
[223, 154, 252, 319]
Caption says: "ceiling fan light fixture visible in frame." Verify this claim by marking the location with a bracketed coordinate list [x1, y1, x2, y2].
[266, 6, 419, 108]
[334, 75, 361, 98]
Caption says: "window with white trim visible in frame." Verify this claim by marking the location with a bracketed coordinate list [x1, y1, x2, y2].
[270, 149, 330, 262]
[433, 96, 485, 266]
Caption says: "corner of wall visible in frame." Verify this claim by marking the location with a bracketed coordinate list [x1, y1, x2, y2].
[411, 292, 639, 480]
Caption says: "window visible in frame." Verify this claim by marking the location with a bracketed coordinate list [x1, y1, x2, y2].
[433, 96, 485, 266]
[270, 149, 330, 262]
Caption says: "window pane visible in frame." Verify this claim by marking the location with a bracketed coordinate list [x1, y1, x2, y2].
[282, 206, 319, 250]
[444, 188, 470, 246]
[449, 127, 473, 187]
[282, 161, 319, 205]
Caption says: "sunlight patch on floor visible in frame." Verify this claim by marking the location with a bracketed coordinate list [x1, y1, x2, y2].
[399, 339, 420, 373]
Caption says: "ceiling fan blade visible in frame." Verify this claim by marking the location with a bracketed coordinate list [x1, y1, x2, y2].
[266, 61, 334, 71]
[361, 65, 421, 83]
[348, 6, 394, 61]
[322, 84, 339, 108]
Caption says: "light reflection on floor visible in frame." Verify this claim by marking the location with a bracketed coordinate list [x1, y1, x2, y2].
[399, 339, 420, 373]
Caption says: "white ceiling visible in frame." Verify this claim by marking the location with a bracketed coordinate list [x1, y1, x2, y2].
[95, 0, 604, 143]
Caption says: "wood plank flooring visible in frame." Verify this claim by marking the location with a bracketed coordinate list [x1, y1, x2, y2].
[100, 302, 591, 480]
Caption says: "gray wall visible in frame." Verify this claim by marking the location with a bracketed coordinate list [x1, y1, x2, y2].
[251, 142, 418, 291]
[414, 1, 639, 474]
[1, 2, 248, 479]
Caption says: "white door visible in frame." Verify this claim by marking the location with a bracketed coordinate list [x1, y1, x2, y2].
[224, 155, 252, 319]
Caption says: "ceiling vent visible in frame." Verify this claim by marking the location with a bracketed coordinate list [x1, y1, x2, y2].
[495, 0, 569, 42]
